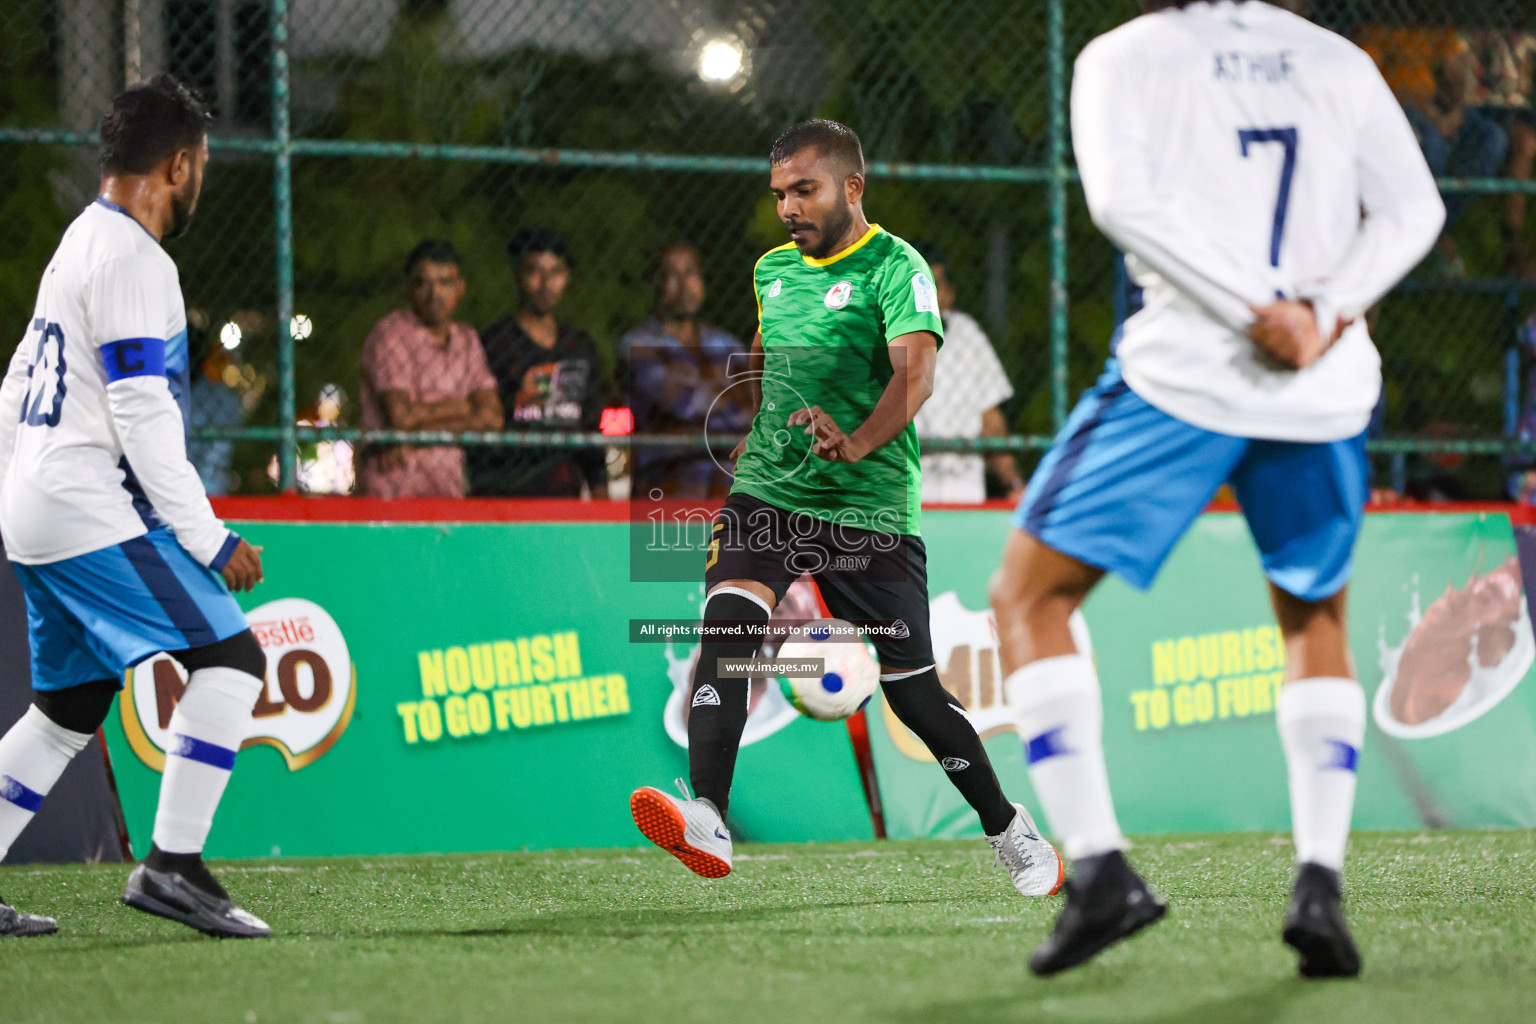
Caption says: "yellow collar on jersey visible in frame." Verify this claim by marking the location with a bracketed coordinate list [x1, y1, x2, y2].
[801, 223, 883, 267]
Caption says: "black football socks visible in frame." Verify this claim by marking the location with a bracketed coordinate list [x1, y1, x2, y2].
[883, 669, 1016, 834]
[686, 591, 770, 815]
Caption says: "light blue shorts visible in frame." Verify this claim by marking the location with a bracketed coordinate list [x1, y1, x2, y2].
[1016, 360, 1368, 601]
[12, 528, 249, 691]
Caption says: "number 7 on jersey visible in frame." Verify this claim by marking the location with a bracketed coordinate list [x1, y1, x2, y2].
[1238, 127, 1298, 268]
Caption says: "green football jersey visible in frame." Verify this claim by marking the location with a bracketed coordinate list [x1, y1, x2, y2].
[731, 225, 944, 536]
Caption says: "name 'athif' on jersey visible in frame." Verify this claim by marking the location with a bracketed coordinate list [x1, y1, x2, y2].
[1072, 0, 1444, 443]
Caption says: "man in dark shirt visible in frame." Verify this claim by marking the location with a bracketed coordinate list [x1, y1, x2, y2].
[618, 243, 749, 500]
[473, 228, 608, 498]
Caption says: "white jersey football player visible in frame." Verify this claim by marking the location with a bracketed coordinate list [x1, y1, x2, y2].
[988, 0, 1444, 977]
[0, 75, 271, 939]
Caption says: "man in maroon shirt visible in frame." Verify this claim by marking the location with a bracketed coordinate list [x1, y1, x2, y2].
[358, 240, 503, 498]
[472, 228, 608, 498]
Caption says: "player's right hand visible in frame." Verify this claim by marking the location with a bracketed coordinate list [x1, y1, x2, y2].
[221, 539, 265, 593]
[1247, 300, 1325, 370]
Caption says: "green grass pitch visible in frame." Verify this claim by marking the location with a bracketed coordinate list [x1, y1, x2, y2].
[3, 831, 1534, 1024]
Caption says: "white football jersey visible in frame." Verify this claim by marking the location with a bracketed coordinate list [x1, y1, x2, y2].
[0, 199, 234, 567]
[1073, 0, 1445, 442]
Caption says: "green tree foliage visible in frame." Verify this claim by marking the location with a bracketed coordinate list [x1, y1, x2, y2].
[0, 15, 70, 343]
[802, 0, 1139, 434]
[3, 0, 1527, 497]
[290, 2, 772, 418]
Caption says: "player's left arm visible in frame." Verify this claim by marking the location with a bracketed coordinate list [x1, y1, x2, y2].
[790, 330, 937, 464]
[0, 339, 34, 492]
[91, 255, 258, 588]
[1293, 51, 1447, 342]
[791, 250, 943, 463]
[107, 375, 264, 591]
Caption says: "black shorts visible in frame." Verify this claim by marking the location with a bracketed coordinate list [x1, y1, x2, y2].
[704, 492, 934, 670]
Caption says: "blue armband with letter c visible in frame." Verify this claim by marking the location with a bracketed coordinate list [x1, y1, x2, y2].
[101, 337, 167, 382]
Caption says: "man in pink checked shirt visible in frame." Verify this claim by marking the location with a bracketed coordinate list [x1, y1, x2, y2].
[358, 239, 503, 498]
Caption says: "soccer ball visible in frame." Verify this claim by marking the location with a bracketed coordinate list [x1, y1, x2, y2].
[776, 619, 880, 721]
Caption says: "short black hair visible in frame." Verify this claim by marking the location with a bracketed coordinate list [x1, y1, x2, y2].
[98, 74, 211, 176]
[405, 239, 460, 275]
[647, 241, 698, 283]
[912, 240, 948, 270]
[769, 119, 865, 179]
[507, 226, 576, 268]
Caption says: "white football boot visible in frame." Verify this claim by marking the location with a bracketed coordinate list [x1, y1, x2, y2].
[988, 802, 1064, 896]
[630, 778, 733, 878]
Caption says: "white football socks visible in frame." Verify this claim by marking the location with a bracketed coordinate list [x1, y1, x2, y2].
[1006, 654, 1127, 860]
[1277, 677, 1365, 872]
[0, 706, 93, 862]
[152, 666, 262, 855]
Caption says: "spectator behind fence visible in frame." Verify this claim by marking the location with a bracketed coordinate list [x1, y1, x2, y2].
[473, 228, 608, 498]
[187, 319, 246, 496]
[1360, 24, 1508, 276]
[1469, 30, 1536, 278]
[618, 243, 750, 500]
[910, 242, 1025, 504]
[358, 239, 503, 498]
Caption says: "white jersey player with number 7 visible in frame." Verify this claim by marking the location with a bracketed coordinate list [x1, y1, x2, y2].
[0, 75, 273, 940]
[988, 0, 1444, 978]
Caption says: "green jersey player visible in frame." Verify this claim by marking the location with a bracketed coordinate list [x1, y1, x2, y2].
[730, 221, 935, 536]
[630, 120, 1061, 899]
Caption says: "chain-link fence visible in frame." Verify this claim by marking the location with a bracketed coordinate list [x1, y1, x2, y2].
[2, 0, 1535, 500]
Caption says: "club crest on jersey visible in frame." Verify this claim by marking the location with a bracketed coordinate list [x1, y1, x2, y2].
[121, 597, 355, 773]
[767, 279, 782, 299]
[824, 281, 854, 309]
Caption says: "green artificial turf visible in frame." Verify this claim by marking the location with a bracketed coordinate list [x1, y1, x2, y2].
[3, 831, 1534, 1024]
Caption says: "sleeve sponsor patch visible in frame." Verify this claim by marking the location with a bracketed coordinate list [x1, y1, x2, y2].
[912, 272, 938, 315]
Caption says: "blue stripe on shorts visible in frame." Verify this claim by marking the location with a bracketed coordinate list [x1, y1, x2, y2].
[1023, 377, 1131, 536]
[1015, 359, 1367, 600]
[14, 527, 249, 691]
[120, 534, 218, 647]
